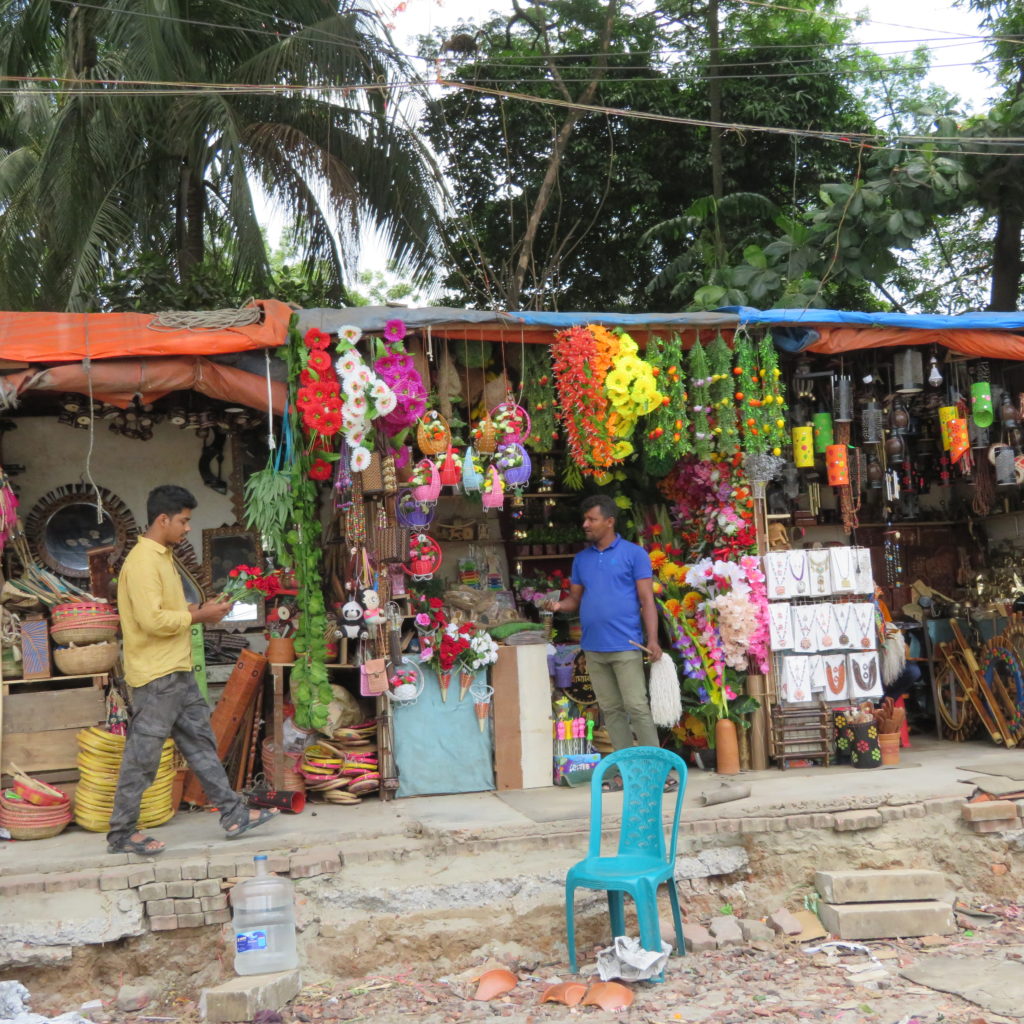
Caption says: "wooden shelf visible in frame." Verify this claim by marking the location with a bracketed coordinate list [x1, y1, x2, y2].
[2, 672, 109, 687]
[513, 553, 576, 561]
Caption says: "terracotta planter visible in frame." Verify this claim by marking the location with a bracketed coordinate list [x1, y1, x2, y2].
[715, 719, 741, 775]
[266, 637, 295, 664]
[878, 731, 900, 766]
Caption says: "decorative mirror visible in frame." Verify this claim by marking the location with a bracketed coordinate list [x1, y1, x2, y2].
[202, 526, 265, 630]
[26, 485, 138, 581]
[172, 539, 210, 607]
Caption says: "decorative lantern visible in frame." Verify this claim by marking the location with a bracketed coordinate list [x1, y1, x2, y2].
[834, 376, 854, 422]
[938, 406, 957, 450]
[972, 381, 993, 428]
[812, 412, 834, 454]
[948, 418, 969, 462]
[825, 444, 850, 486]
[861, 401, 884, 444]
[792, 426, 814, 468]
[896, 349, 924, 394]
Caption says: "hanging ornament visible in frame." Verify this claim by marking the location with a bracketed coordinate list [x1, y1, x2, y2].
[834, 376, 854, 422]
[461, 446, 483, 493]
[938, 406, 957, 450]
[792, 425, 815, 468]
[895, 348, 924, 394]
[948, 418, 969, 462]
[812, 411, 834, 453]
[972, 362, 993, 428]
[927, 352, 943, 388]
[825, 444, 850, 486]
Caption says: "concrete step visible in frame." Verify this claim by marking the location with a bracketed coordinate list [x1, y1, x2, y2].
[814, 868, 952, 904]
[817, 900, 956, 940]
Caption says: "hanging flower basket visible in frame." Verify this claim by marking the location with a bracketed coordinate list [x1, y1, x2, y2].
[386, 659, 425, 705]
[437, 445, 463, 488]
[417, 411, 451, 455]
[405, 532, 443, 581]
[474, 415, 498, 453]
[462, 445, 484, 493]
[491, 401, 531, 444]
[481, 465, 505, 511]
[410, 459, 441, 505]
[396, 488, 436, 529]
[497, 442, 531, 488]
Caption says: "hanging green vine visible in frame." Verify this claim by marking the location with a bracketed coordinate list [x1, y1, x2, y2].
[756, 332, 788, 456]
[641, 332, 690, 477]
[733, 331, 766, 455]
[521, 345, 559, 453]
[687, 340, 714, 461]
[280, 318, 332, 732]
[708, 333, 738, 458]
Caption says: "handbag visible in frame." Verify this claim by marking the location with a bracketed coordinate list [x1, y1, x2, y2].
[374, 502, 408, 564]
[359, 657, 389, 696]
[361, 436, 397, 497]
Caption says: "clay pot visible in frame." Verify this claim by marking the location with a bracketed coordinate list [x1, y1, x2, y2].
[474, 969, 517, 1001]
[581, 982, 634, 1011]
[885, 434, 905, 459]
[715, 719, 741, 775]
[878, 731, 900, 766]
[539, 982, 586, 1007]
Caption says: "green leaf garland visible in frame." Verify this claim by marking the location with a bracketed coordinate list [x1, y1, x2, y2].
[756, 332, 789, 456]
[521, 345, 559, 452]
[687, 340, 714, 461]
[708, 334, 738, 458]
[641, 332, 690, 476]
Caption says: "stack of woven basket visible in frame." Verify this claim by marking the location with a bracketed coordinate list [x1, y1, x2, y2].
[75, 726, 176, 832]
[0, 770, 72, 839]
[50, 601, 120, 675]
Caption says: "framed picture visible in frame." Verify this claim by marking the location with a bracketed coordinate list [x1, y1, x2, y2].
[202, 527, 265, 630]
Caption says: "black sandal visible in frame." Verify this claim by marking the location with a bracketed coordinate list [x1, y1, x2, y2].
[107, 833, 165, 856]
[225, 806, 279, 840]
[664, 777, 679, 792]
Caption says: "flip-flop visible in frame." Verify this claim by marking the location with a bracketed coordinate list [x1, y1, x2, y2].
[107, 833, 165, 856]
[663, 777, 679, 792]
[601, 777, 624, 793]
[225, 806, 279, 840]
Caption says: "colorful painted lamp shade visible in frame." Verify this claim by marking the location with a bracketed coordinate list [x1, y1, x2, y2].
[792, 425, 814, 467]
[938, 406, 957, 450]
[825, 444, 850, 486]
[971, 381, 993, 428]
[812, 412, 834, 453]
[948, 418, 969, 462]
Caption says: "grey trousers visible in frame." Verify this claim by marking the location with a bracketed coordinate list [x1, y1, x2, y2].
[107, 671, 245, 844]
[584, 649, 660, 750]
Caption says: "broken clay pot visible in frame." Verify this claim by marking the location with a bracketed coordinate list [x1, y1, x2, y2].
[539, 982, 587, 1007]
[473, 968, 517, 1001]
[582, 981, 635, 1011]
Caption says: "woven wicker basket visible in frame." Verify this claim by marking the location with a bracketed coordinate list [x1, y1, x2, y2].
[5, 820, 70, 840]
[51, 622, 119, 645]
[416, 412, 451, 455]
[54, 641, 120, 675]
[475, 415, 498, 453]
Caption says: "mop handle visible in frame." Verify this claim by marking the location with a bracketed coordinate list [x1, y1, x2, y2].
[628, 639, 654, 655]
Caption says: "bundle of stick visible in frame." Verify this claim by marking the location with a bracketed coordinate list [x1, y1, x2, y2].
[872, 697, 905, 735]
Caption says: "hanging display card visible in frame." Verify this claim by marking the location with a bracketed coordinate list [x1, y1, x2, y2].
[812, 603, 841, 650]
[829, 602, 859, 650]
[781, 655, 814, 703]
[806, 549, 833, 597]
[768, 602, 794, 652]
[763, 551, 790, 601]
[828, 547, 856, 594]
[852, 547, 874, 595]
[791, 604, 820, 653]
[848, 651, 883, 699]
[821, 653, 849, 701]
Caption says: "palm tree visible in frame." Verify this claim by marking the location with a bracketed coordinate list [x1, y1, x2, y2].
[0, 0, 439, 310]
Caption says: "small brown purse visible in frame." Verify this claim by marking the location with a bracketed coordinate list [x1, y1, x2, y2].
[359, 657, 388, 696]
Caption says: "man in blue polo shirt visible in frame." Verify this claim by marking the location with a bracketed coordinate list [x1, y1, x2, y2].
[548, 495, 662, 777]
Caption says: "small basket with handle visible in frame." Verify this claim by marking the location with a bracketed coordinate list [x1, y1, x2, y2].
[416, 411, 451, 455]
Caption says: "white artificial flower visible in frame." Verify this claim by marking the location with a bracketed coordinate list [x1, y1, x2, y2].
[339, 325, 362, 345]
[336, 352, 361, 378]
[342, 375, 366, 398]
[350, 445, 372, 472]
[374, 387, 397, 416]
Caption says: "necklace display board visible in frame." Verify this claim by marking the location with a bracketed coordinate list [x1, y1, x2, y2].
[762, 546, 881, 706]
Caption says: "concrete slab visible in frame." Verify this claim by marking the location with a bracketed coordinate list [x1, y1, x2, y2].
[817, 900, 955, 940]
[814, 869, 952, 904]
[902, 955, 1024, 1017]
[199, 969, 301, 1023]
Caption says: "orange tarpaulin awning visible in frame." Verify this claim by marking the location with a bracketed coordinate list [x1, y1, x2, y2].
[3, 357, 287, 412]
[0, 300, 293, 363]
[806, 327, 1024, 361]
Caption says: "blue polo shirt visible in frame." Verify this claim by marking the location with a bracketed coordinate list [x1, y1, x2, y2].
[570, 535, 652, 652]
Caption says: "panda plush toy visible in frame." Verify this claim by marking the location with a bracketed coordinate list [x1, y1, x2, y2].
[339, 599, 368, 641]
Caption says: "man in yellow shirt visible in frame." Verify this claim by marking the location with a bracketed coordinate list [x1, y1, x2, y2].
[107, 485, 277, 856]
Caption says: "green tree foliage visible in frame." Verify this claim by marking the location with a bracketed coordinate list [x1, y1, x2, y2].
[422, 0, 880, 311]
[0, 0, 440, 311]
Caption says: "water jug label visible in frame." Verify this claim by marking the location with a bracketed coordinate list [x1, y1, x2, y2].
[236, 929, 268, 953]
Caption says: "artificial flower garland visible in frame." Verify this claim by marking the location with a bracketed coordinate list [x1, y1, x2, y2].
[642, 332, 691, 477]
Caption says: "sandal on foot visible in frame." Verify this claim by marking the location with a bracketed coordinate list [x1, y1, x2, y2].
[107, 833, 165, 856]
[601, 776, 624, 793]
[225, 806, 279, 840]
[663, 777, 679, 792]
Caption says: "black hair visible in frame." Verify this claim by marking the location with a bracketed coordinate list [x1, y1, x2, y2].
[147, 485, 197, 525]
[580, 494, 618, 521]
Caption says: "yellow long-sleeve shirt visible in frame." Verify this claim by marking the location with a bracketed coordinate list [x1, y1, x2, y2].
[117, 536, 193, 687]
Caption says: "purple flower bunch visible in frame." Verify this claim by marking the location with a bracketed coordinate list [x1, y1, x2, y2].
[674, 624, 705, 678]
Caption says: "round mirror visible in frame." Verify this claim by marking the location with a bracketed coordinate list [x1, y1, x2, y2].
[26, 485, 138, 581]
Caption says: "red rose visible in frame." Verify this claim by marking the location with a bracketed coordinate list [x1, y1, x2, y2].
[228, 568, 240, 578]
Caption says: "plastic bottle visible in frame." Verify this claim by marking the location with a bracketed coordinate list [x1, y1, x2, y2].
[230, 855, 298, 975]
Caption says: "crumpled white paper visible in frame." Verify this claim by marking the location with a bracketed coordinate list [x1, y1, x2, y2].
[596, 935, 672, 981]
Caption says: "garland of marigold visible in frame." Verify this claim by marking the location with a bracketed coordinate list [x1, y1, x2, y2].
[550, 324, 619, 473]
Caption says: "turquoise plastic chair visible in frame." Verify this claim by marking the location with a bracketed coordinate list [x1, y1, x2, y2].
[565, 746, 688, 979]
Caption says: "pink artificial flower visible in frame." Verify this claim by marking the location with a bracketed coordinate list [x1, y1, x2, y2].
[384, 319, 407, 342]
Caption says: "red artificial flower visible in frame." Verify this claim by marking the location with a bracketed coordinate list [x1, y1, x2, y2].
[300, 369, 317, 387]
[307, 349, 331, 373]
[296, 384, 318, 410]
[308, 458, 332, 481]
[304, 328, 331, 350]
[228, 568, 240, 578]
[319, 412, 342, 437]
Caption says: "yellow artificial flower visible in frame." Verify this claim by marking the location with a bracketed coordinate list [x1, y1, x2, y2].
[612, 439, 634, 459]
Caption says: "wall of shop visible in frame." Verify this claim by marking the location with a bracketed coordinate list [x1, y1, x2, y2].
[4, 416, 237, 543]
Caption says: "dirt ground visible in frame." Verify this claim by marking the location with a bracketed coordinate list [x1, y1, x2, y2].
[19, 903, 1024, 1024]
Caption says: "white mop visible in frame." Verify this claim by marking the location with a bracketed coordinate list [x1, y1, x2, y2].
[631, 640, 683, 727]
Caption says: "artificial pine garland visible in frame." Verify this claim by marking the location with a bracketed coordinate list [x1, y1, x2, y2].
[521, 345, 559, 453]
[733, 331, 766, 455]
[687, 340, 714, 461]
[708, 334, 738, 458]
[642, 332, 690, 476]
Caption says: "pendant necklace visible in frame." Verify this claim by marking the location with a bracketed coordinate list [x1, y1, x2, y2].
[786, 656, 811, 701]
[808, 551, 831, 594]
[769, 604, 793, 649]
[766, 554, 788, 597]
[813, 604, 834, 647]
[787, 551, 808, 595]
[852, 604, 874, 649]
[830, 547, 853, 590]
[794, 605, 816, 650]
[852, 547, 873, 592]
[833, 603, 855, 646]
[826, 658, 846, 696]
